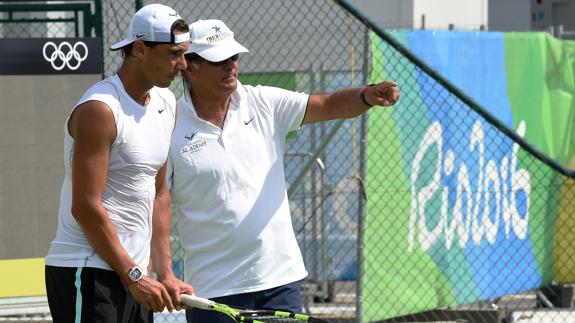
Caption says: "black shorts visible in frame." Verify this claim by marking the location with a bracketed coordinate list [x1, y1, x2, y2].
[45, 265, 153, 323]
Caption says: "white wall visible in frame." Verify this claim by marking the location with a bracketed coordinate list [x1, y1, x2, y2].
[346, 0, 537, 32]
[413, 0, 487, 30]
[347, 0, 489, 30]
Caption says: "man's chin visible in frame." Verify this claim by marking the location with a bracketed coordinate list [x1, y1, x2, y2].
[222, 78, 237, 89]
[155, 80, 172, 88]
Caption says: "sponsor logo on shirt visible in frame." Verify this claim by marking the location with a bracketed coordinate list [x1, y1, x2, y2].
[244, 115, 255, 126]
[185, 132, 196, 141]
[181, 140, 207, 155]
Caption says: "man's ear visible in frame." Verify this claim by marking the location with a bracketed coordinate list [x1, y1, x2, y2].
[183, 61, 201, 83]
[131, 40, 147, 59]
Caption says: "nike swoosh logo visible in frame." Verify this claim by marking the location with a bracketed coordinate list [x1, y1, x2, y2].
[244, 116, 254, 125]
[136, 34, 145, 38]
[158, 108, 165, 114]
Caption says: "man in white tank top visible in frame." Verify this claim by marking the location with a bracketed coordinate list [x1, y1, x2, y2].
[45, 4, 194, 322]
[168, 19, 400, 322]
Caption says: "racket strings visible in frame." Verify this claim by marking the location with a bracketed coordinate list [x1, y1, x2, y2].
[238, 310, 320, 322]
[246, 317, 306, 322]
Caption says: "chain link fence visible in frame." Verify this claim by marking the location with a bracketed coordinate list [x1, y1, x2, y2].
[358, 28, 575, 322]
[0, 0, 101, 38]
[2, 0, 575, 322]
[150, 1, 371, 321]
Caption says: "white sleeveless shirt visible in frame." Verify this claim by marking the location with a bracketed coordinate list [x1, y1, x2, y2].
[45, 74, 176, 273]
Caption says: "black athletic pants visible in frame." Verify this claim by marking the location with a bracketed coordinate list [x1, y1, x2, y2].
[45, 265, 153, 323]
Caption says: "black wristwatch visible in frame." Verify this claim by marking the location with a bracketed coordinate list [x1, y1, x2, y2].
[124, 266, 144, 284]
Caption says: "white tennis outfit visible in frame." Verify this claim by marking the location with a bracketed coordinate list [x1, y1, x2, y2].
[46, 74, 176, 273]
[168, 81, 309, 298]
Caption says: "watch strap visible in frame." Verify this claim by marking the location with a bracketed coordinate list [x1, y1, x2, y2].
[359, 84, 375, 107]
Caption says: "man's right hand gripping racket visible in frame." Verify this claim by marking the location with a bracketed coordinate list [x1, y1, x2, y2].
[180, 294, 329, 322]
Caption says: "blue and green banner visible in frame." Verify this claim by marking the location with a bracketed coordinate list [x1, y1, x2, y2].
[363, 31, 575, 321]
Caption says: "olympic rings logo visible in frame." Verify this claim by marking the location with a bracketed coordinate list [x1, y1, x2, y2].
[42, 41, 89, 71]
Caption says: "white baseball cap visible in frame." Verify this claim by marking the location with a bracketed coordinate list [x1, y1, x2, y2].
[110, 3, 189, 51]
[186, 19, 249, 62]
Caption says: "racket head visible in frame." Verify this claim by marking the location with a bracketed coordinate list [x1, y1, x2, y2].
[217, 306, 330, 322]
[179, 294, 328, 322]
[234, 309, 330, 322]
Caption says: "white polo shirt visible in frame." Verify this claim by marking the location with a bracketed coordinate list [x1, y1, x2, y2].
[168, 81, 309, 298]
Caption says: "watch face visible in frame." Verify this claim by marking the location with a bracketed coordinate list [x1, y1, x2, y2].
[129, 267, 143, 282]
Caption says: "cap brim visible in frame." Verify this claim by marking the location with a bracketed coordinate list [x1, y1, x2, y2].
[110, 38, 136, 51]
[191, 40, 249, 62]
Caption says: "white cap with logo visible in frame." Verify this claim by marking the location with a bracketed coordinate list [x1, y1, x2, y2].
[187, 19, 249, 62]
[110, 3, 189, 51]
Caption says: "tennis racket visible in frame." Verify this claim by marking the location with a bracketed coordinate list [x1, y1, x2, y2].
[180, 294, 329, 322]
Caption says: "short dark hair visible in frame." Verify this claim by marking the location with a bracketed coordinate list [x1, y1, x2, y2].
[121, 19, 189, 58]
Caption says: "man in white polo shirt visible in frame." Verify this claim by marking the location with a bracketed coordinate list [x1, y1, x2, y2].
[45, 4, 194, 322]
[169, 19, 399, 322]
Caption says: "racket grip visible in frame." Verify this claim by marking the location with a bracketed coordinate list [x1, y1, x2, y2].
[180, 294, 215, 310]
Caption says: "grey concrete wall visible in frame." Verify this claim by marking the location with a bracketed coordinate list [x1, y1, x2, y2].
[0, 75, 100, 259]
[531, 0, 575, 32]
[489, 0, 531, 31]
[348, 0, 414, 29]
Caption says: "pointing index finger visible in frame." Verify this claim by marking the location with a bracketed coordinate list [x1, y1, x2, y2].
[382, 81, 398, 87]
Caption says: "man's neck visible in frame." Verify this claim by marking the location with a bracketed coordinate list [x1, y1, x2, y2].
[190, 89, 231, 129]
[117, 64, 151, 106]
